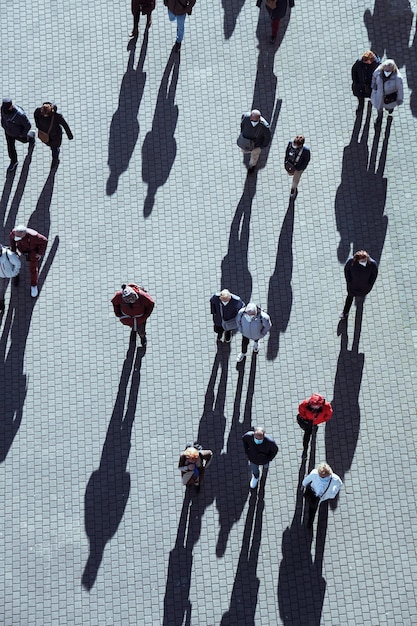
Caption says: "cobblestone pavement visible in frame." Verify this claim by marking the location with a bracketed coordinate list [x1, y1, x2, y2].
[1, 0, 416, 624]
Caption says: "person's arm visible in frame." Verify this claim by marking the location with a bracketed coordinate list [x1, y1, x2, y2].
[242, 435, 250, 457]
[313, 402, 333, 425]
[35, 234, 48, 256]
[302, 472, 313, 488]
[142, 294, 155, 320]
[396, 76, 404, 105]
[259, 125, 271, 148]
[111, 295, 123, 317]
[59, 114, 73, 140]
[344, 260, 352, 283]
[267, 439, 279, 461]
[259, 312, 272, 337]
[19, 111, 31, 137]
[368, 262, 378, 288]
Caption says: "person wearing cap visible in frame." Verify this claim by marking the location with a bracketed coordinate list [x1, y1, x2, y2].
[238, 109, 271, 174]
[111, 283, 155, 346]
[284, 135, 311, 200]
[297, 393, 333, 459]
[235, 302, 272, 362]
[210, 288, 245, 343]
[9, 225, 48, 298]
[371, 59, 404, 126]
[340, 250, 378, 320]
[178, 445, 213, 491]
[0, 244, 21, 312]
[351, 50, 380, 111]
[1, 98, 35, 172]
[34, 102, 73, 169]
[242, 426, 278, 489]
[302, 462, 342, 528]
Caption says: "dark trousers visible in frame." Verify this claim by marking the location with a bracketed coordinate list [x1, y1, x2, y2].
[297, 415, 317, 450]
[6, 134, 29, 163]
[343, 294, 365, 316]
[241, 335, 250, 353]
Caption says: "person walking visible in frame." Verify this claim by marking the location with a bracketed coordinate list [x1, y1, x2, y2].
[237, 109, 271, 174]
[302, 462, 342, 527]
[210, 289, 245, 343]
[242, 426, 278, 489]
[111, 283, 155, 346]
[236, 302, 272, 361]
[0, 244, 21, 312]
[129, 0, 155, 37]
[263, 0, 288, 43]
[351, 50, 380, 111]
[9, 225, 48, 298]
[340, 250, 378, 320]
[1, 98, 35, 172]
[164, 0, 196, 52]
[284, 135, 311, 199]
[297, 393, 333, 459]
[34, 102, 73, 169]
[371, 59, 404, 126]
[178, 445, 213, 492]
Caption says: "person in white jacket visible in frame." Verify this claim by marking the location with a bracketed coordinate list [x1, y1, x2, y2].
[302, 462, 342, 528]
[371, 59, 404, 126]
[0, 244, 21, 312]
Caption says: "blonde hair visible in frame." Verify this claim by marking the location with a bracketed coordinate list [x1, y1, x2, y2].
[220, 289, 231, 301]
[317, 462, 332, 476]
[378, 59, 398, 73]
[184, 447, 199, 460]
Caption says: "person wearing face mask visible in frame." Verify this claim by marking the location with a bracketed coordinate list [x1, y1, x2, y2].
[370, 59, 404, 126]
[238, 109, 271, 174]
[236, 302, 272, 362]
[1, 98, 35, 172]
[297, 393, 333, 460]
[242, 426, 278, 489]
[340, 250, 378, 320]
[284, 135, 311, 199]
[111, 283, 155, 346]
[210, 288, 245, 343]
[351, 50, 380, 111]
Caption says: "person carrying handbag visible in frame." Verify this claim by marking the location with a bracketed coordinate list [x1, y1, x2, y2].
[302, 463, 342, 528]
[34, 102, 73, 169]
[284, 135, 310, 199]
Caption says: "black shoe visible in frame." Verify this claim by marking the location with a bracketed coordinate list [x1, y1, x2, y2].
[290, 188, 298, 199]
[51, 159, 60, 169]
[13, 275, 20, 287]
[7, 161, 18, 172]
[374, 117, 382, 127]
[174, 41, 182, 52]
[0, 300, 4, 313]
[141, 335, 147, 347]
[224, 331, 232, 343]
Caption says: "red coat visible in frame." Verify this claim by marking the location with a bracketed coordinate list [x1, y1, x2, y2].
[298, 397, 333, 426]
[10, 228, 48, 258]
[111, 284, 155, 328]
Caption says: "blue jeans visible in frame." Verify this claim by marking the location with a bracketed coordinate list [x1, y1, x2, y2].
[168, 9, 186, 42]
[250, 462, 269, 479]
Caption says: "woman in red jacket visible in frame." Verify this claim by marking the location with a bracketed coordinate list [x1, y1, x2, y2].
[297, 393, 332, 459]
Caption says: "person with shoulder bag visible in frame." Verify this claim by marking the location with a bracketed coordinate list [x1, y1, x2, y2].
[370, 59, 404, 127]
[34, 102, 73, 169]
[302, 462, 342, 528]
[284, 135, 311, 200]
[178, 444, 213, 493]
[297, 393, 332, 459]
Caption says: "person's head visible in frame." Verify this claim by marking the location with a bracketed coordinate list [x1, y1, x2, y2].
[121, 284, 139, 304]
[253, 427, 265, 443]
[40, 102, 54, 117]
[317, 462, 332, 478]
[2, 98, 13, 114]
[353, 250, 369, 266]
[245, 303, 257, 317]
[219, 289, 231, 304]
[361, 50, 376, 64]
[184, 447, 199, 462]
[379, 59, 398, 75]
[14, 225, 27, 241]
[308, 393, 325, 409]
[293, 135, 305, 148]
[250, 109, 261, 122]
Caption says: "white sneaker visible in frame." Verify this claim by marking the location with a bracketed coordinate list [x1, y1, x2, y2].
[236, 352, 247, 362]
[250, 476, 259, 489]
[31, 286, 38, 297]
[27, 130, 36, 140]
[253, 341, 259, 353]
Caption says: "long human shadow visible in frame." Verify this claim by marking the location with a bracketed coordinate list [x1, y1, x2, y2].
[26, 169, 56, 239]
[222, 0, 246, 39]
[1, 144, 35, 241]
[106, 34, 148, 196]
[220, 477, 265, 625]
[142, 51, 180, 217]
[220, 176, 256, 306]
[266, 199, 294, 361]
[335, 103, 390, 265]
[325, 313, 364, 507]
[162, 343, 229, 625]
[407, 23, 417, 116]
[82, 345, 144, 590]
[278, 463, 327, 625]
[364, 0, 412, 69]
[0, 236, 59, 462]
[215, 353, 257, 557]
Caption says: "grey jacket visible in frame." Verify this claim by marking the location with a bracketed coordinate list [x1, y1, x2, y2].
[236, 307, 272, 340]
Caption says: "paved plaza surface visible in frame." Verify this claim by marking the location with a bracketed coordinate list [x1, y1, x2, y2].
[1, 0, 417, 624]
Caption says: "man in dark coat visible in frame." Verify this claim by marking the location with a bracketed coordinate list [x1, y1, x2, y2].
[239, 109, 271, 174]
[164, 0, 196, 51]
[242, 426, 278, 489]
[351, 50, 380, 111]
[1, 98, 35, 172]
[10, 224, 48, 297]
[340, 250, 378, 319]
[210, 289, 245, 343]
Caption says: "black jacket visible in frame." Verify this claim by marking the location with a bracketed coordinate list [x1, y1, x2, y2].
[210, 293, 245, 327]
[241, 114, 271, 149]
[344, 256, 378, 296]
[351, 56, 380, 98]
[1, 104, 31, 138]
[284, 142, 310, 171]
[242, 431, 278, 465]
[34, 105, 73, 147]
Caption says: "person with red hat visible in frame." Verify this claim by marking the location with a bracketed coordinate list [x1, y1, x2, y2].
[297, 393, 332, 459]
[111, 283, 155, 346]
